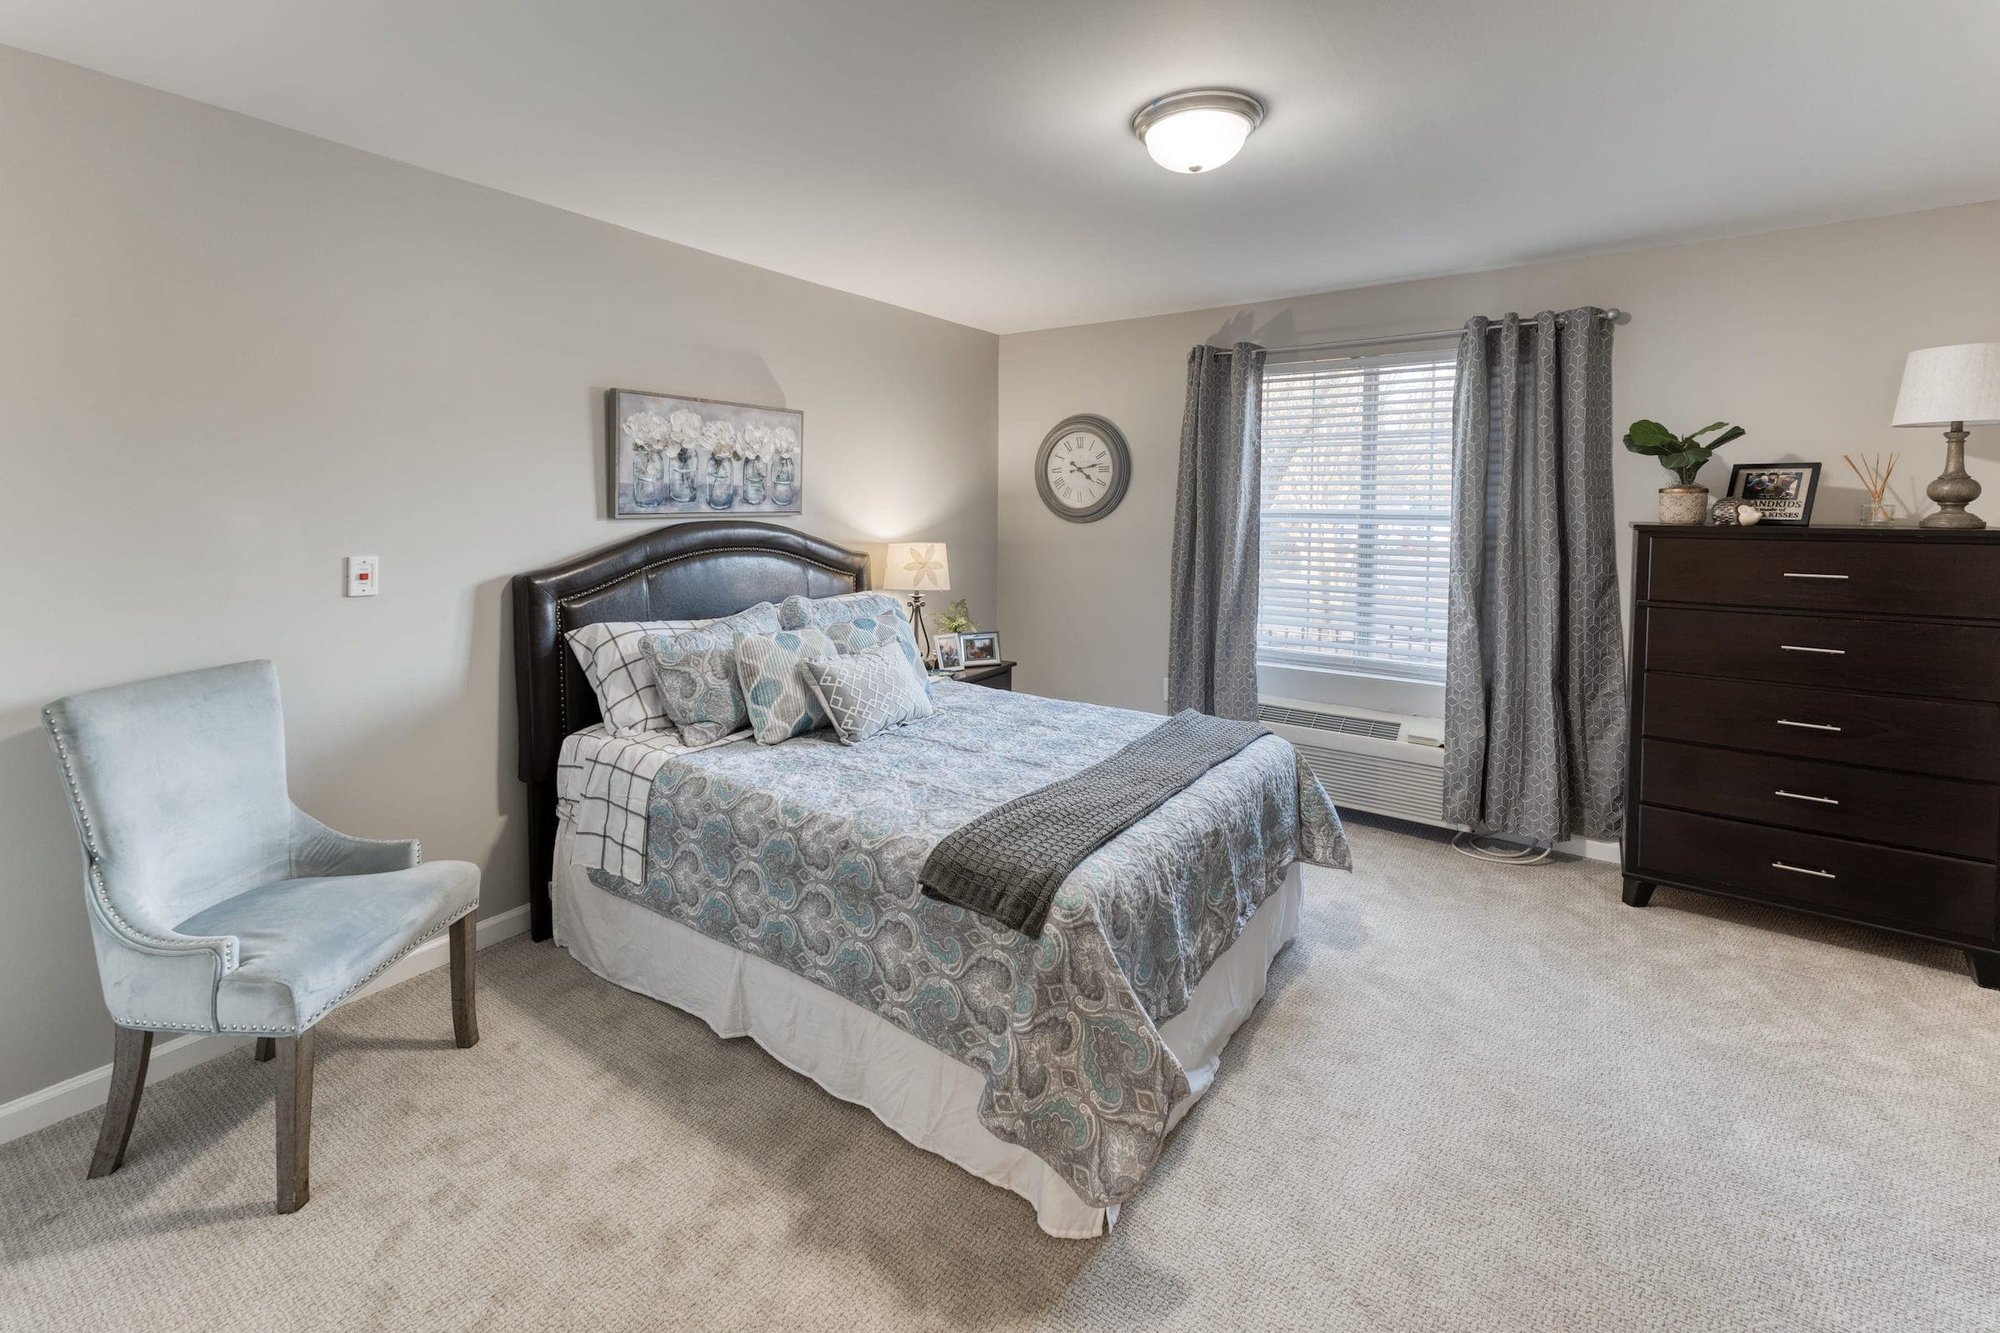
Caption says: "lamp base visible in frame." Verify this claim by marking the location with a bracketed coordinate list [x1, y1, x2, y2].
[1920, 423, 1985, 530]
[905, 591, 936, 668]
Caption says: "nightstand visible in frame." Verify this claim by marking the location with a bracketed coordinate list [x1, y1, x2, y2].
[952, 660, 1015, 691]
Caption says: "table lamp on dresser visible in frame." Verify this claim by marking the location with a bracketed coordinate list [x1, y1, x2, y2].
[1893, 342, 2000, 529]
[883, 540, 949, 667]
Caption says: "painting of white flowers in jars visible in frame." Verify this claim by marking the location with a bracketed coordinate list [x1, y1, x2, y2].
[607, 388, 804, 519]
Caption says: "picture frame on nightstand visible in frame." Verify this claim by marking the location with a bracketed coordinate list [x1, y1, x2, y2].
[959, 631, 1000, 665]
[934, 633, 963, 672]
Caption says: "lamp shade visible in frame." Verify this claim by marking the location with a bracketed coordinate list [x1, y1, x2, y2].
[883, 542, 949, 592]
[1893, 343, 2000, 427]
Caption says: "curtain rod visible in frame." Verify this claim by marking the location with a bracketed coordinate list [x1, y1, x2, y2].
[1230, 308, 1628, 358]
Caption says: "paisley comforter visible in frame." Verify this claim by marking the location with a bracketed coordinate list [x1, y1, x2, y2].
[587, 680, 1349, 1208]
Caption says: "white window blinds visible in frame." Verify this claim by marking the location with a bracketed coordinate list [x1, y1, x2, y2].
[1258, 344, 1458, 683]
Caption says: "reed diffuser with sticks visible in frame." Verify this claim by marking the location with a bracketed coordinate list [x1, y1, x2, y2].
[1844, 452, 1899, 524]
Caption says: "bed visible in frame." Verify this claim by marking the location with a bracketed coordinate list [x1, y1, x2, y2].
[512, 521, 1347, 1236]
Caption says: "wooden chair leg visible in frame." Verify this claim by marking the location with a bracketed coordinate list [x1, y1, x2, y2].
[275, 1028, 315, 1214]
[450, 913, 479, 1049]
[254, 1037, 276, 1062]
[87, 1026, 152, 1179]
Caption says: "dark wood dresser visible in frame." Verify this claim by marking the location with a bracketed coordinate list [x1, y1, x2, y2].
[1623, 525, 2000, 988]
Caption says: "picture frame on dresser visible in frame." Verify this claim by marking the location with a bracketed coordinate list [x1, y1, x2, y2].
[1620, 523, 2000, 989]
[1725, 461, 1820, 525]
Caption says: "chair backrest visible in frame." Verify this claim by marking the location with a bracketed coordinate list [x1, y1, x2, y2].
[45, 660, 294, 931]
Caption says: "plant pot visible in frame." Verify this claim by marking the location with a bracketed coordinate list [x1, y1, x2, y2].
[1657, 485, 1709, 525]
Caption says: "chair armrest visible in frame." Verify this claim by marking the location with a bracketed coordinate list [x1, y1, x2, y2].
[289, 807, 422, 877]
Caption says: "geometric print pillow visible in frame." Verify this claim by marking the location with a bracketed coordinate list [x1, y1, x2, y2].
[637, 602, 781, 746]
[803, 639, 936, 745]
[733, 627, 839, 745]
[776, 591, 909, 631]
[819, 612, 933, 699]
[565, 617, 714, 736]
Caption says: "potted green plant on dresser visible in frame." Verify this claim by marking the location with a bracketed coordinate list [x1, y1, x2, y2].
[1625, 419, 1746, 524]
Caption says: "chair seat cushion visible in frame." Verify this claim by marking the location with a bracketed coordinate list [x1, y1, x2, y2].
[176, 861, 479, 1033]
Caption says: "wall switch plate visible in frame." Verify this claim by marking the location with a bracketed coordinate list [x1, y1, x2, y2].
[345, 555, 379, 597]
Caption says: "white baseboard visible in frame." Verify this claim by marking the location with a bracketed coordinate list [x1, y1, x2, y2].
[1566, 837, 1621, 865]
[0, 903, 531, 1147]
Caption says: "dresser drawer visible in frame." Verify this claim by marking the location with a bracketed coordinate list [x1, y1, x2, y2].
[1636, 739, 2000, 861]
[1641, 672, 2000, 782]
[1634, 806, 1997, 943]
[1645, 606, 2000, 702]
[1645, 535, 2000, 620]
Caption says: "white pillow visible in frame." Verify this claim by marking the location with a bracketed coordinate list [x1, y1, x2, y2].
[565, 618, 711, 735]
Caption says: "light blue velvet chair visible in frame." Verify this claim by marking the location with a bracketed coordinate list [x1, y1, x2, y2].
[44, 660, 480, 1213]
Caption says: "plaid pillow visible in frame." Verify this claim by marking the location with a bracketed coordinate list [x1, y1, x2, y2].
[637, 603, 782, 746]
[565, 618, 712, 735]
[804, 640, 936, 745]
[734, 627, 840, 745]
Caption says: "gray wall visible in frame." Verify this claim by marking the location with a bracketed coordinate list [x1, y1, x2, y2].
[997, 199, 2000, 714]
[0, 47, 998, 1105]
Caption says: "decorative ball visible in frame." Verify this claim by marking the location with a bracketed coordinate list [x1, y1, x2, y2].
[1709, 497, 1762, 527]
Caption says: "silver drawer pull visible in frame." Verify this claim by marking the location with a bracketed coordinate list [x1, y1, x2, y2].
[1775, 718, 1843, 732]
[1774, 789, 1839, 805]
[1772, 860, 1837, 879]
[1780, 644, 1846, 655]
[1782, 572, 1850, 580]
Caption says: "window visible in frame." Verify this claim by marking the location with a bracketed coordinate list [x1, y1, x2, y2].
[1258, 345, 1457, 683]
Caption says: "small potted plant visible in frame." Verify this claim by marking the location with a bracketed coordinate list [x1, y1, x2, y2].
[1624, 419, 1746, 525]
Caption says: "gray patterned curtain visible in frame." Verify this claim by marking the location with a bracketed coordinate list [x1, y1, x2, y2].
[1167, 343, 1265, 720]
[1444, 310, 1625, 843]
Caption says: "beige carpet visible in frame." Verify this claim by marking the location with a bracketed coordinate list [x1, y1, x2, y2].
[6, 817, 1999, 1332]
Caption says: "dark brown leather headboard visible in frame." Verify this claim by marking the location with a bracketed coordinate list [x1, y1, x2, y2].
[511, 520, 868, 938]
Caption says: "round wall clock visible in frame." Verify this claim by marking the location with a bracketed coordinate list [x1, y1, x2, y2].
[1035, 415, 1131, 523]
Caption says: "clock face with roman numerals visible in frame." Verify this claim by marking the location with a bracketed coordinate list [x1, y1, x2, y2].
[1034, 415, 1130, 523]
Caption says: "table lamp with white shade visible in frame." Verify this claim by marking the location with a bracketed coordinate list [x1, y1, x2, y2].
[1893, 342, 2000, 530]
[882, 541, 949, 667]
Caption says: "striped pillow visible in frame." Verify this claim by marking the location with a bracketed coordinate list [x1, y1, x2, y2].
[734, 627, 840, 745]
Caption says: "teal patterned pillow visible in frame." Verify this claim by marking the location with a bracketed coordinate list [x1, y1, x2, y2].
[734, 627, 839, 745]
[804, 640, 936, 745]
[777, 591, 907, 631]
[638, 602, 781, 746]
[819, 612, 932, 698]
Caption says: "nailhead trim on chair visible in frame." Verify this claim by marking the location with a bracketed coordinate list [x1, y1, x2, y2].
[49, 704, 455, 1037]
[46, 709, 242, 974]
[111, 906, 477, 1035]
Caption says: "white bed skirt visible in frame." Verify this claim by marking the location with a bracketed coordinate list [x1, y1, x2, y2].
[551, 820, 1303, 1238]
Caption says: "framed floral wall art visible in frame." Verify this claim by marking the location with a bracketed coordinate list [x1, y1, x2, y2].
[607, 388, 804, 519]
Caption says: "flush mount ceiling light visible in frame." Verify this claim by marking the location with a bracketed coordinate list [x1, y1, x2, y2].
[1131, 88, 1266, 174]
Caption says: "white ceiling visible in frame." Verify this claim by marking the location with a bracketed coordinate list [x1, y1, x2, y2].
[4, 0, 1997, 333]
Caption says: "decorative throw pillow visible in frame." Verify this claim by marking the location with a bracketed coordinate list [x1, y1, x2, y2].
[804, 640, 936, 745]
[637, 602, 781, 746]
[819, 613, 932, 698]
[734, 627, 840, 745]
[565, 618, 713, 735]
[777, 591, 908, 631]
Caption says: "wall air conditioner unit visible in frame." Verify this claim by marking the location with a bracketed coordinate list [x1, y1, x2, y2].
[1257, 696, 1462, 831]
